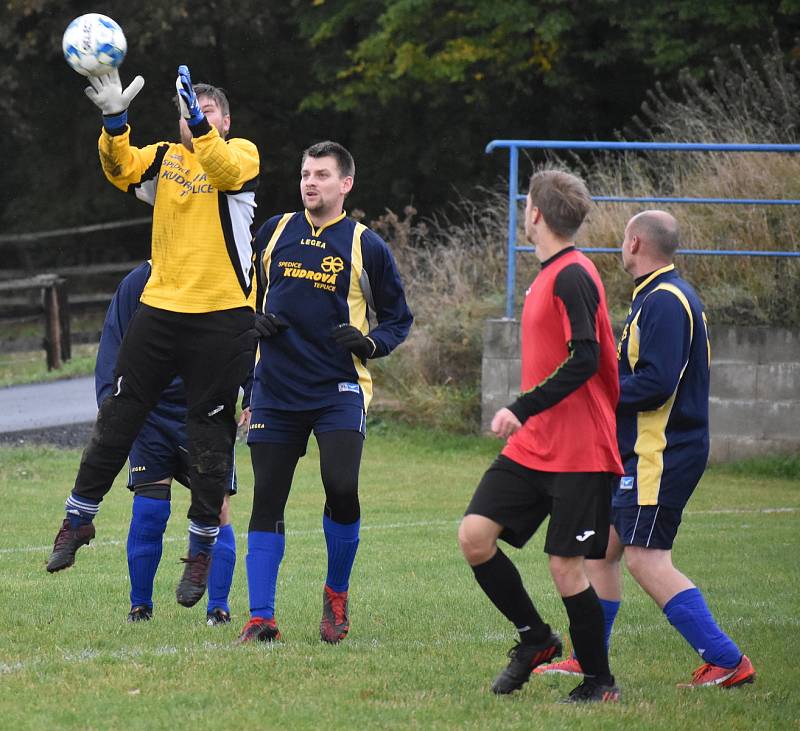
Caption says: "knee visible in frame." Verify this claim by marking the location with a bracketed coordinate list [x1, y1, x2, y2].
[623, 546, 660, 581]
[458, 516, 497, 565]
[218, 494, 231, 526]
[548, 556, 587, 595]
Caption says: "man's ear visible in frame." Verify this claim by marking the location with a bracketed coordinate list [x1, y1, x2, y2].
[341, 176, 354, 195]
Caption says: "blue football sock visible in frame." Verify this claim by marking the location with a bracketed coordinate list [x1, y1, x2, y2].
[663, 587, 742, 668]
[207, 523, 236, 614]
[188, 521, 218, 556]
[323, 515, 360, 593]
[246, 531, 285, 620]
[127, 495, 170, 609]
[599, 598, 621, 652]
[65, 492, 100, 529]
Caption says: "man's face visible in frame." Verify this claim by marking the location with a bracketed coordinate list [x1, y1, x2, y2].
[524, 194, 538, 245]
[179, 95, 230, 150]
[621, 220, 636, 273]
[300, 155, 353, 214]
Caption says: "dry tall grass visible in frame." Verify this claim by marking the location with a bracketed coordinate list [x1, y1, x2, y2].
[373, 40, 800, 431]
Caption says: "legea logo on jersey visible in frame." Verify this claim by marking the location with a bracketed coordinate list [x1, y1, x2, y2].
[277, 256, 344, 293]
[131, 465, 146, 473]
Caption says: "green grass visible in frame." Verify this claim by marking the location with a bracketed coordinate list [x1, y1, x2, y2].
[0, 343, 97, 388]
[0, 424, 798, 730]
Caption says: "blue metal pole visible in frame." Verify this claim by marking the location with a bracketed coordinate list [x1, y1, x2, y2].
[505, 146, 519, 319]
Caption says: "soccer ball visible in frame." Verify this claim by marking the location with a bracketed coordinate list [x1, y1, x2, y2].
[62, 14, 127, 77]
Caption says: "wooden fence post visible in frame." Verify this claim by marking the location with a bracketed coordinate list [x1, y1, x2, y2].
[41, 275, 67, 370]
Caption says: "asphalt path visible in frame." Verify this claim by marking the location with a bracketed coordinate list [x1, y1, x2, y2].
[0, 376, 96, 433]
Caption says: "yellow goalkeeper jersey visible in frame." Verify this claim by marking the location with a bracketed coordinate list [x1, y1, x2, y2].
[98, 124, 259, 313]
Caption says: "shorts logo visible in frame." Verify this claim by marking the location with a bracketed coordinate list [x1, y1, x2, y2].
[620, 476, 635, 491]
[338, 382, 360, 393]
[207, 404, 224, 417]
[576, 530, 596, 542]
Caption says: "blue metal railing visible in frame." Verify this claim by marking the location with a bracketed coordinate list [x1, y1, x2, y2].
[485, 140, 800, 319]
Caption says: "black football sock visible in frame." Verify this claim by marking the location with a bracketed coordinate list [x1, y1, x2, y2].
[562, 585, 613, 684]
[471, 548, 550, 644]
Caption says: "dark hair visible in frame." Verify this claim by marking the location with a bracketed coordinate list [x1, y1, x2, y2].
[174, 83, 230, 118]
[302, 140, 355, 178]
[528, 169, 592, 239]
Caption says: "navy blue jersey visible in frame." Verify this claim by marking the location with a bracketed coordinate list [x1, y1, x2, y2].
[249, 211, 412, 411]
[615, 265, 710, 509]
[95, 262, 187, 423]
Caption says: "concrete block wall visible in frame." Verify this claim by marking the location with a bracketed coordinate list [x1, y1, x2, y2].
[481, 319, 800, 462]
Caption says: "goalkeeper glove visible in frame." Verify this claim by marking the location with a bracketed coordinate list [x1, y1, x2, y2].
[84, 70, 144, 130]
[176, 64, 204, 125]
[255, 313, 289, 338]
[331, 324, 376, 361]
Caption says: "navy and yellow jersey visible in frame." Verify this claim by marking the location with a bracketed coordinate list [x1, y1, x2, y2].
[615, 264, 710, 509]
[249, 210, 413, 412]
[98, 121, 259, 314]
[95, 262, 187, 424]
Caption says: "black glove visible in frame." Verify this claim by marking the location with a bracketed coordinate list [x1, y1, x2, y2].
[255, 312, 289, 338]
[331, 324, 376, 360]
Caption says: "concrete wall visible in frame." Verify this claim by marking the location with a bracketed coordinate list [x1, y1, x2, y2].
[481, 319, 800, 462]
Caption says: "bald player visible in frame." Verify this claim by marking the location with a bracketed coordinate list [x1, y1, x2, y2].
[536, 210, 755, 688]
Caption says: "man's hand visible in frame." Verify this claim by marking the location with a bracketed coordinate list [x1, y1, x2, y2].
[491, 407, 522, 440]
[238, 407, 252, 431]
[331, 324, 376, 361]
[84, 69, 144, 115]
[255, 312, 289, 338]
[176, 64, 203, 124]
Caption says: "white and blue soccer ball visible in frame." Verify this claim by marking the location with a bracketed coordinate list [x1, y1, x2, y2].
[62, 14, 127, 77]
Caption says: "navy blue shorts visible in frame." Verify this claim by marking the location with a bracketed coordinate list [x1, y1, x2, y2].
[612, 505, 683, 550]
[247, 404, 366, 447]
[127, 414, 237, 495]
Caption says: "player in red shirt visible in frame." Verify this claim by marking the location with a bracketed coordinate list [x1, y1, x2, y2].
[459, 170, 623, 703]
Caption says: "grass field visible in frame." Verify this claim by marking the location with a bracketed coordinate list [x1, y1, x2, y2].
[0, 422, 798, 730]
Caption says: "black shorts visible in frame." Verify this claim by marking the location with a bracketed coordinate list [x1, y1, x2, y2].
[465, 455, 614, 558]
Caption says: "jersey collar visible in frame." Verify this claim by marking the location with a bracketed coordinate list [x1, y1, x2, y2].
[304, 209, 346, 237]
[631, 263, 675, 300]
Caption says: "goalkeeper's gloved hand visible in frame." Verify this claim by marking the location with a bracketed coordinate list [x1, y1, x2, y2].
[255, 312, 289, 338]
[176, 64, 204, 125]
[331, 324, 376, 361]
[84, 70, 144, 130]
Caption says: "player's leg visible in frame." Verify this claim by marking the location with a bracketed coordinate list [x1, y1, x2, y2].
[545, 472, 619, 703]
[127, 482, 171, 622]
[176, 308, 253, 607]
[48, 306, 176, 573]
[125, 416, 181, 621]
[315, 405, 366, 644]
[207, 493, 235, 625]
[459, 456, 561, 694]
[237, 409, 309, 643]
[620, 506, 754, 687]
[537, 526, 624, 676]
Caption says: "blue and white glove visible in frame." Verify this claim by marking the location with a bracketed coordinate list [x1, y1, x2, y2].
[176, 65, 204, 125]
[84, 70, 144, 131]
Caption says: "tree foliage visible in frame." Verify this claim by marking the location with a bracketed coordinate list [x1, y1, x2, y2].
[0, 0, 797, 265]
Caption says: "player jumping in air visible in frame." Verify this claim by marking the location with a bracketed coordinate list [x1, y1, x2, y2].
[459, 170, 622, 703]
[536, 210, 755, 688]
[237, 141, 412, 645]
[47, 66, 258, 612]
